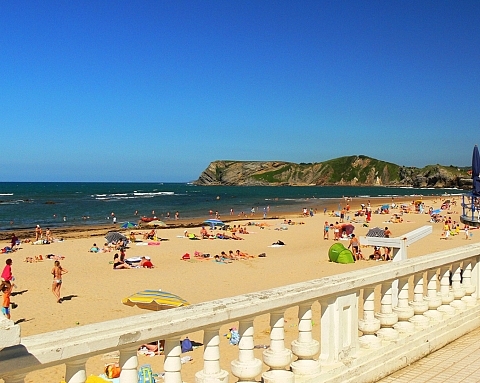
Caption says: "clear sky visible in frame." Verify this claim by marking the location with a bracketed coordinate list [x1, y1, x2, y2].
[1, 1, 479, 182]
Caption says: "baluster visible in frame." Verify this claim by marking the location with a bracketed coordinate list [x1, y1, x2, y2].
[195, 326, 229, 383]
[451, 262, 467, 311]
[423, 269, 443, 322]
[3, 374, 26, 383]
[65, 358, 87, 383]
[262, 310, 294, 383]
[471, 255, 480, 300]
[437, 266, 456, 318]
[358, 286, 381, 349]
[291, 302, 321, 377]
[462, 259, 476, 306]
[393, 276, 415, 334]
[375, 281, 399, 341]
[408, 273, 429, 328]
[231, 319, 262, 383]
[119, 346, 138, 383]
[164, 336, 183, 383]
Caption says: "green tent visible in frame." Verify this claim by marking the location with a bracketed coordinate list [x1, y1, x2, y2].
[328, 243, 355, 264]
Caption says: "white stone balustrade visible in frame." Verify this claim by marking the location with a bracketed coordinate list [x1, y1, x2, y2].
[2, 244, 480, 383]
[375, 281, 399, 341]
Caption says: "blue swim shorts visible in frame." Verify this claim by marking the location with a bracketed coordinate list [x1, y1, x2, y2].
[2, 306, 10, 316]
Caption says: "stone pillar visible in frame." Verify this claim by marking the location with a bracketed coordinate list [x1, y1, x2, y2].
[119, 346, 138, 383]
[0, 316, 21, 349]
[462, 259, 477, 307]
[195, 327, 229, 383]
[319, 293, 358, 363]
[358, 287, 381, 349]
[65, 358, 87, 383]
[451, 263, 467, 311]
[423, 269, 443, 322]
[3, 374, 26, 383]
[262, 310, 294, 383]
[164, 337, 183, 383]
[291, 303, 321, 377]
[437, 266, 456, 318]
[231, 319, 262, 383]
[393, 277, 415, 334]
[375, 281, 399, 341]
[471, 255, 480, 300]
[408, 273, 429, 329]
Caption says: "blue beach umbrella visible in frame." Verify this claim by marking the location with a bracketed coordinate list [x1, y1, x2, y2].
[431, 209, 442, 215]
[121, 221, 138, 229]
[473, 145, 480, 196]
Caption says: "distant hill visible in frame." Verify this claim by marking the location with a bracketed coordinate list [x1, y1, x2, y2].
[193, 155, 472, 188]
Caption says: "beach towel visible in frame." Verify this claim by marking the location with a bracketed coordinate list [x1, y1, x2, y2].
[138, 364, 154, 383]
[136, 242, 148, 246]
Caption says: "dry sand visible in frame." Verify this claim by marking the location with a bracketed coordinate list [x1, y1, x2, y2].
[1, 195, 473, 382]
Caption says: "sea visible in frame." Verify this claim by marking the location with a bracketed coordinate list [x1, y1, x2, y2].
[0, 182, 463, 231]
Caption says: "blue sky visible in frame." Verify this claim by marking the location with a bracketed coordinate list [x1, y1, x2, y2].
[1, 1, 479, 182]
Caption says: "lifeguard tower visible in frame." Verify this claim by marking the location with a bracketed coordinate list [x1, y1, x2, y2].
[460, 145, 480, 227]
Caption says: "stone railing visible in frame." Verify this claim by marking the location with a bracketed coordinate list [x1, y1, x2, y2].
[2, 243, 480, 383]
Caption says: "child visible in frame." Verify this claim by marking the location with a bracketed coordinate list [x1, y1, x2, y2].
[1, 282, 12, 319]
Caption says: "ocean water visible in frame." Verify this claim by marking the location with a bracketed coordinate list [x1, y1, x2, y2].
[0, 182, 462, 231]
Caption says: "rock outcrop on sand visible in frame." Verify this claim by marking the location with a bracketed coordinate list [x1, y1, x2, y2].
[193, 156, 470, 188]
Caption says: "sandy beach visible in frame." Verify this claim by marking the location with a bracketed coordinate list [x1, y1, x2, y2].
[1, 195, 474, 382]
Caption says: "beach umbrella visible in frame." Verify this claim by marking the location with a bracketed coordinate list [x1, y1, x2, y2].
[122, 290, 189, 311]
[366, 227, 385, 238]
[105, 231, 127, 243]
[146, 220, 167, 227]
[341, 223, 355, 235]
[431, 209, 442, 215]
[473, 145, 480, 196]
[203, 219, 225, 228]
[381, 204, 390, 210]
[120, 221, 138, 229]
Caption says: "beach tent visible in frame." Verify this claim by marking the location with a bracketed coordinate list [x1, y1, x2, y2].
[328, 243, 355, 264]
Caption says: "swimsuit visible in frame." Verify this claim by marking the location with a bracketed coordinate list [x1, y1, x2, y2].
[53, 279, 62, 284]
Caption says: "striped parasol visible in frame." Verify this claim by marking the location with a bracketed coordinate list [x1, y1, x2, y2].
[366, 227, 386, 238]
[122, 290, 189, 311]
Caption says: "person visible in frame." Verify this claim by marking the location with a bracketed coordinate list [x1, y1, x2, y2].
[175, 211, 179, 220]
[348, 234, 363, 260]
[371, 246, 382, 261]
[90, 243, 100, 253]
[35, 225, 42, 241]
[51, 260, 68, 303]
[1, 282, 12, 319]
[113, 253, 131, 269]
[323, 221, 330, 240]
[45, 228, 53, 242]
[144, 229, 156, 240]
[139, 256, 154, 268]
[464, 224, 470, 240]
[112, 216, 117, 224]
[1, 259, 13, 284]
[10, 233, 18, 251]
[200, 226, 210, 239]
[384, 227, 392, 238]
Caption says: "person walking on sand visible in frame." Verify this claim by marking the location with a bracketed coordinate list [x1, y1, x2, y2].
[1, 282, 12, 319]
[51, 260, 68, 303]
[1, 259, 13, 284]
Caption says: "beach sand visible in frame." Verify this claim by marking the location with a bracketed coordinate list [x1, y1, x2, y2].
[1, 196, 472, 382]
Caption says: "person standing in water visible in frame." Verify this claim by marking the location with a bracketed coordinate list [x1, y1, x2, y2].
[51, 261, 68, 303]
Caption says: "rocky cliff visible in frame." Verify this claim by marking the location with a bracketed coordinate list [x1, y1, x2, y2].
[193, 156, 470, 188]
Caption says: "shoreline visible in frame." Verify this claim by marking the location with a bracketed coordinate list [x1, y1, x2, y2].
[0, 195, 448, 241]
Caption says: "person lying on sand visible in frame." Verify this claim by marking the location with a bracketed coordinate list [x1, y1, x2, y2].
[139, 256, 155, 268]
[236, 249, 254, 258]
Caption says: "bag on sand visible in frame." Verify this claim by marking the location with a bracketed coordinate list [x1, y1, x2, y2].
[138, 364, 154, 383]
